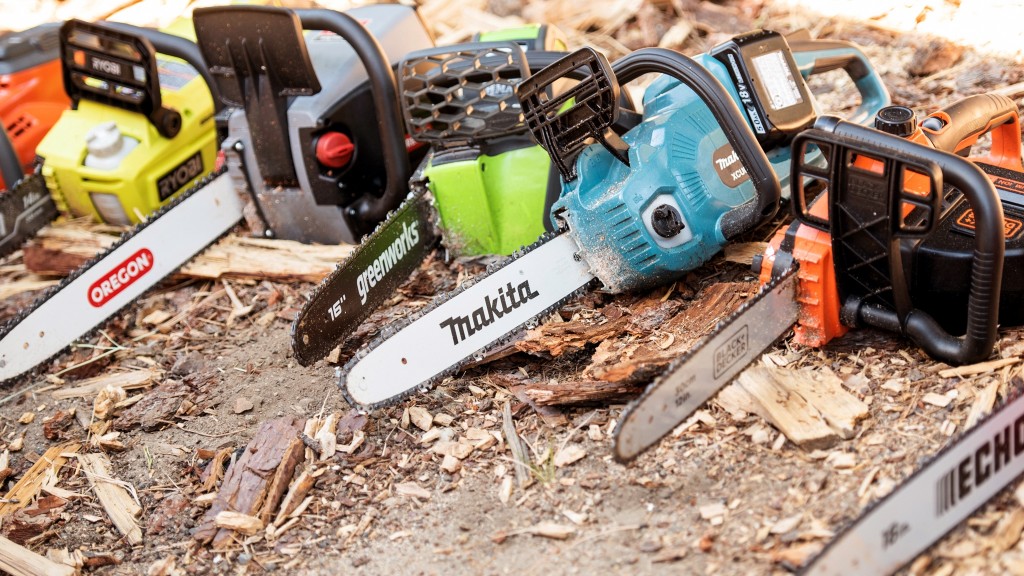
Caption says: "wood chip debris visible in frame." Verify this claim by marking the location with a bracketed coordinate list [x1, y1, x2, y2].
[77, 453, 142, 546]
[0, 442, 80, 517]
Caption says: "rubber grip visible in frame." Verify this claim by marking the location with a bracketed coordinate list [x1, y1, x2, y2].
[922, 93, 1019, 154]
[611, 48, 781, 238]
[100, 22, 223, 112]
[824, 118, 1004, 365]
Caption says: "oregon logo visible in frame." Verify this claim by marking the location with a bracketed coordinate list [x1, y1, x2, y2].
[87, 248, 153, 307]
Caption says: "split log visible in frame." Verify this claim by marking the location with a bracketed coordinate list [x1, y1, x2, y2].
[193, 417, 305, 548]
[769, 366, 868, 439]
[0, 442, 81, 517]
[0, 534, 75, 576]
[25, 226, 354, 283]
[77, 453, 142, 546]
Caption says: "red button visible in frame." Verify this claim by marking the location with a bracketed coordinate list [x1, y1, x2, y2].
[315, 131, 354, 169]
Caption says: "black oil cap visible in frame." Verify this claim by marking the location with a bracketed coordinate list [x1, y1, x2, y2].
[874, 106, 918, 137]
[651, 204, 685, 238]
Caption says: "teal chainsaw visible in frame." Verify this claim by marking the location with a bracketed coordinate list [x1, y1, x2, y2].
[292, 29, 891, 369]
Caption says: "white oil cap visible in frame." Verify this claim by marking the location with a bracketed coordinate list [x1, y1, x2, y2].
[85, 121, 127, 158]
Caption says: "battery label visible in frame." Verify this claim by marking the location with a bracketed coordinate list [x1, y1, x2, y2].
[954, 208, 1023, 240]
[752, 50, 803, 111]
[156, 58, 198, 92]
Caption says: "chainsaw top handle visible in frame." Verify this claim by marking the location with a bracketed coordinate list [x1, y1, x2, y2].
[921, 93, 1022, 169]
[518, 47, 780, 239]
[788, 38, 890, 126]
[61, 20, 214, 139]
[98, 21, 222, 114]
[793, 117, 1004, 365]
[290, 9, 409, 226]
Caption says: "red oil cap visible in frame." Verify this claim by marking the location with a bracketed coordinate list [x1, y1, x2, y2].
[315, 131, 354, 169]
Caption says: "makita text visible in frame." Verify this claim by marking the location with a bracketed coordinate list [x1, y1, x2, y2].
[439, 281, 540, 345]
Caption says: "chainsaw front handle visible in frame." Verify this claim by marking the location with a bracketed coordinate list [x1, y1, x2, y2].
[800, 117, 1004, 365]
[789, 39, 890, 126]
[100, 22, 222, 113]
[292, 9, 410, 226]
[611, 48, 781, 238]
[922, 93, 1022, 170]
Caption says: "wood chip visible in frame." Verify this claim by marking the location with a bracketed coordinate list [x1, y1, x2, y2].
[314, 413, 339, 460]
[94, 386, 127, 421]
[0, 534, 75, 576]
[0, 442, 80, 517]
[233, 397, 254, 414]
[214, 511, 264, 536]
[938, 357, 1019, 379]
[408, 406, 433, 432]
[770, 514, 803, 535]
[736, 367, 840, 449]
[440, 454, 462, 474]
[523, 522, 574, 540]
[52, 369, 161, 400]
[17, 413, 34, 425]
[395, 482, 431, 501]
[553, 445, 586, 468]
[77, 453, 142, 546]
[922, 392, 953, 408]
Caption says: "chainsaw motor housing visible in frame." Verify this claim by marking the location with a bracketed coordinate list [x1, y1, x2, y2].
[196, 5, 433, 245]
[35, 18, 219, 226]
[0, 23, 68, 190]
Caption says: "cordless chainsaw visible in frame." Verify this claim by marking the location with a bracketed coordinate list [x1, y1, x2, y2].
[213, 5, 432, 245]
[0, 18, 220, 261]
[291, 35, 584, 366]
[0, 6, 423, 386]
[0, 23, 68, 257]
[614, 94, 1023, 464]
[614, 103, 1024, 573]
[293, 29, 892, 370]
[0, 23, 67, 189]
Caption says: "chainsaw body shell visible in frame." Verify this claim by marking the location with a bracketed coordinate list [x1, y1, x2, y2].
[222, 4, 432, 245]
[425, 137, 554, 256]
[552, 53, 805, 294]
[36, 19, 217, 225]
[0, 23, 68, 189]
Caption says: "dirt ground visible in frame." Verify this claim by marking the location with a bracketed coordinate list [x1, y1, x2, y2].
[0, 0, 1023, 575]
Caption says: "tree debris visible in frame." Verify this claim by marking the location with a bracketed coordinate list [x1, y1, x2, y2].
[77, 453, 142, 546]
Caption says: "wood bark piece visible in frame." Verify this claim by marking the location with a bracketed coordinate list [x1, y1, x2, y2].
[77, 453, 142, 546]
[193, 417, 305, 548]
[736, 367, 840, 450]
[51, 369, 161, 400]
[0, 534, 74, 576]
[769, 366, 868, 439]
[113, 373, 215, 431]
[0, 442, 80, 517]
[25, 224, 355, 283]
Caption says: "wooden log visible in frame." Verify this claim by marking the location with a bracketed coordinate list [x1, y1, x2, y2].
[24, 225, 355, 283]
[0, 442, 81, 517]
[77, 453, 142, 546]
[0, 534, 74, 576]
[193, 417, 305, 548]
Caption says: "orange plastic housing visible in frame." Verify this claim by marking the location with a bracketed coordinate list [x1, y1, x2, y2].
[0, 57, 68, 189]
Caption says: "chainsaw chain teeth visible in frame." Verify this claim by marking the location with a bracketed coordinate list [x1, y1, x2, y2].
[0, 167, 231, 391]
[799, 375, 1024, 574]
[336, 230, 599, 412]
[613, 263, 801, 463]
[0, 168, 56, 260]
[288, 171, 441, 366]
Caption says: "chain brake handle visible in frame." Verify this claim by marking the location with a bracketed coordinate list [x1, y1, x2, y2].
[518, 47, 781, 238]
[788, 38, 890, 126]
[792, 118, 1005, 365]
[61, 20, 218, 139]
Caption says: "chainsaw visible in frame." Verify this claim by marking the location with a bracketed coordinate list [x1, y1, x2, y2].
[0, 18, 220, 261]
[293, 29, 892, 370]
[0, 23, 68, 257]
[0, 23, 67, 189]
[213, 5, 432, 245]
[614, 102, 1024, 574]
[0, 5, 423, 385]
[291, 35, 587, 366]
[614, 93, 1022, 464]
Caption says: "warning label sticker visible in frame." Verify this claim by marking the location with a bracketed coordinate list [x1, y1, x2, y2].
[156, 58, 198, 92]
